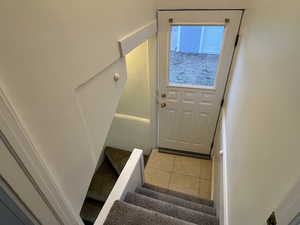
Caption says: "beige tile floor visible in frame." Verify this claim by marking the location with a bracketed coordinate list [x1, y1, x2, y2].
[144, 149, 212, 199]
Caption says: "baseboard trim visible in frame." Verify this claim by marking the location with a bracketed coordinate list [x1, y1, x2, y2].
[158, 148, 211, 160]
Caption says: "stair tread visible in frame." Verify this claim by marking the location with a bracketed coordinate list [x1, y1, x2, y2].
[87, 159, 118, 202]
[136, 187, 216, 216]
[80, 199, 103, 224]
[104, 200, 197, 225]
[125, 192, 218, 225]
[143, 183, 214, 207]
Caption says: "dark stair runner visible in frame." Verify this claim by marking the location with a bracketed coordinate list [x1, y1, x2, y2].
[105, 147, 132, 175]
[80, 199, 103, 224]
[80, 147, 136, 225]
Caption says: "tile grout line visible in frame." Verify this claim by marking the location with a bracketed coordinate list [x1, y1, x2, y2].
[198, 161, 202, 198]
[198, 159, 202, 198]
[167, 156, 176, 189]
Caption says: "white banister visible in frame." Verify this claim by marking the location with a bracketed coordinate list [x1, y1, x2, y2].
[118, 20, 157, 56]
[94, 148, 144, 225]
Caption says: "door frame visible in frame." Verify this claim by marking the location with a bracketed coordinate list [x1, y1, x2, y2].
[148, 35, 160, 151]
[155, 9, 244, 157]
[208, 9, 244, 156]
[0, 175, 40, 225]
[0, 87, 83, 225]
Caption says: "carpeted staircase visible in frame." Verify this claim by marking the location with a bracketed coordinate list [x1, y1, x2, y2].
[103, 183, 218, 225]
[80, 147, 148, 225]
[81, 148, 217, 225]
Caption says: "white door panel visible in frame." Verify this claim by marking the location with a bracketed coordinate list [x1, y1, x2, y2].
[158, 10, 242, 155]
[159, 88, 218, 153]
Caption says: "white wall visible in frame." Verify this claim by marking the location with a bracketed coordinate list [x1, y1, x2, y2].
[118, 41, 151, 119]
[224, 0, 300, 224]
[0, 0, 156, 217]
[106, 41, 153, 154]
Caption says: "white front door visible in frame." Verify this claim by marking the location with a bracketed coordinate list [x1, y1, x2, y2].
[158, 10, 242, 155]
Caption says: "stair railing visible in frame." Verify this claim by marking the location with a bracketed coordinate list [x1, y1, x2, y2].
[94, 148, 144, 225]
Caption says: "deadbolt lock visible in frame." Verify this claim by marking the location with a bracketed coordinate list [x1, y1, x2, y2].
[161, 103, 167, 108]
[161, 93, 167, 98]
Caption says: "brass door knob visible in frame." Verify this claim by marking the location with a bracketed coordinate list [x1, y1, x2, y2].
[161, 103, 167, 108]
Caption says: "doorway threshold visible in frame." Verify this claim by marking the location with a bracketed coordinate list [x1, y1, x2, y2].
[158, 148, 210, 160]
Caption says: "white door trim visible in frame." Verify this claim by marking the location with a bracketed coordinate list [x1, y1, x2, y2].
[0, 86, 83, 225]
[157, 10, 242, 155]
[221, 109, 229, 225]
[0, 175, 40, 225]
[148, 35, 159, 150]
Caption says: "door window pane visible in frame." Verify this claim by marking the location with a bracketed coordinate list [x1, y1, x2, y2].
[169, 25, 225, 87]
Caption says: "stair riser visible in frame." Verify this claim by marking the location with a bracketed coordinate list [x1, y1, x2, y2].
[125, 192, 218, 225]
[104, 200, 197, 225]
[136, 187, 216, 216]
[143, 183, 214, 207]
